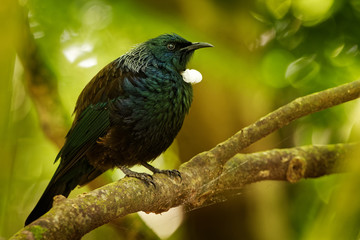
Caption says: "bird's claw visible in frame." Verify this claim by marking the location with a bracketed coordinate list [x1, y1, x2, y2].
[120, 166, 156, 187]
[125, 172, 156, 187]
[141, 162, 182, 182]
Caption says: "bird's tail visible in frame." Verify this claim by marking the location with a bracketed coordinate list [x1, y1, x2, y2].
[25, 157, 102, 226]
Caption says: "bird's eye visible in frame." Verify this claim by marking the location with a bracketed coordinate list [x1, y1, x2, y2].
[167, 43, 176, 51]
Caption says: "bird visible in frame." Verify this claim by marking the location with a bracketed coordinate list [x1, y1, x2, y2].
[25, 33, 213, 225]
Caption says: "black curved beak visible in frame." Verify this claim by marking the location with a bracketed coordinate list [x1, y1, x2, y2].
[181, 42, 214, 52]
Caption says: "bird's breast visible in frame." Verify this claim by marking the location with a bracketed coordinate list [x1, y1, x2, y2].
[125, 74, 193, 138]
[102, 73, 193, 166]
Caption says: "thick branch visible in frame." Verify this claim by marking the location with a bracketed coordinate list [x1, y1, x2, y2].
[10, 143, 354, 239]
[205, 144, 350, 199]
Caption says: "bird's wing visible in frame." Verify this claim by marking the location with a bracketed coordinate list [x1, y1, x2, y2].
[53, 102, 110, 182]
[52, 59, 127, 180]
[53, 59, 144, 181]
[72, 60, 125, 120]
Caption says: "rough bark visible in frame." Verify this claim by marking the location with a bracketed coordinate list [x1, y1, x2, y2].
[9, 143, 355, 240]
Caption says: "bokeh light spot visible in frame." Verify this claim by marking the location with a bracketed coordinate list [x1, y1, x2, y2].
[63, 43, 93, 63]
[325, 39, 359, 67]
[78, 57, 97, 68]
[292, 0, 334, 26]
[285, 55, 320, 88]
[81, 1, 112, 30]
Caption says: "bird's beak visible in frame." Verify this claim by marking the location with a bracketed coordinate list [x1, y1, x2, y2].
[181, 42, 214, 52]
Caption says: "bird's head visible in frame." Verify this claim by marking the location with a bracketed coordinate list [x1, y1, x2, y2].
[145, 33, 213, 72]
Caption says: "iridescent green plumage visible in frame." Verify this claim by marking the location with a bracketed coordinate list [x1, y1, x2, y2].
[25, 33, 212, 225]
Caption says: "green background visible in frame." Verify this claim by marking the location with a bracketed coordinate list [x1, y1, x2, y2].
[1, 0, 360, 239]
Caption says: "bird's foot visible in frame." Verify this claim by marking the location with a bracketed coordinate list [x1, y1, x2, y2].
[142, 162, 182, 181]
[119, 166, 156, 187]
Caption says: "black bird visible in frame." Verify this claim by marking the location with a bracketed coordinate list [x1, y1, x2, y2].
[25, 33, 213, 225]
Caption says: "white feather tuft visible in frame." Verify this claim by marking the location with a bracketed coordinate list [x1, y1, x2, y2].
[181, 69, 202, 84]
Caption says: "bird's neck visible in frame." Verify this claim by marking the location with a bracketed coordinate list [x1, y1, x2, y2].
[116, 45, 193, 120]
[144, 65, 193, 116]
[116, 44, 156, 73]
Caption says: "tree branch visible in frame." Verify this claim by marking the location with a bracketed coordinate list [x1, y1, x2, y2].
[10, 143, 354, 239]
[210, 80, 360, 162]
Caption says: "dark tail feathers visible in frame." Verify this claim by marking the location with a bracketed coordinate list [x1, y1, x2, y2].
[25, 158, 101, 226]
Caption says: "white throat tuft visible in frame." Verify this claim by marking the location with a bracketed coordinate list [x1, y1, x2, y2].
[181, 69, 202, 84]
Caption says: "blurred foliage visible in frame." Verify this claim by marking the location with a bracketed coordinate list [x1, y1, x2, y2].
[2, 0, 360, 239]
